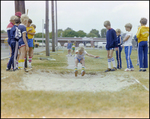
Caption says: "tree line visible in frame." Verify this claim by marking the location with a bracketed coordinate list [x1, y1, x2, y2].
[1, 27, 107, 38]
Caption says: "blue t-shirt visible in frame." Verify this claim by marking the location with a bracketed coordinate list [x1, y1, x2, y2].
[67, 43, 72, 49]
[10, 25, 18, 43]
[106, 28, 118, 49]
[117, 35, 122, 47]
[18, 24, 28, 43]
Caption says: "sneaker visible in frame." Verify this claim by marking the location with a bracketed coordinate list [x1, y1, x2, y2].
[81, 70, 85, 76]
[113, 67, 117, 71]
[136, 63, 139, 66]
[131, 68, 134, 71]
[105, 68, 111, 72]
[28, 63, 32, 68]
[6, 68, 10, 71]
[75, 70, 78, 77]
[143, 69, 147, 72]
[139, 69, 143, 72]
[124, 68, 131, 71]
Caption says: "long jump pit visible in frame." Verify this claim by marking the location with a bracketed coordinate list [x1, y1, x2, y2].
[18, 69, 136, 92]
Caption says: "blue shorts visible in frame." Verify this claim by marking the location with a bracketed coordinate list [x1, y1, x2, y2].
[74, 57, 85, 63]
[106, 47, 114, 51]
[28, 39, 33, 47]
[19, 40, 25, 48]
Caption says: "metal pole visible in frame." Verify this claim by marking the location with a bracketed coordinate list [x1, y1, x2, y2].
[51, 0, 55, 52]
[42, 19, 44, 48]
[55, 1, 58, 51]
[45, 1, 50, 56]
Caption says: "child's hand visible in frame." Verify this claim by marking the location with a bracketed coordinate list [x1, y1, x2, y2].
[29, 28, 32, 31]
[26, 46, 29, 52]
[94, 56, 99, 58]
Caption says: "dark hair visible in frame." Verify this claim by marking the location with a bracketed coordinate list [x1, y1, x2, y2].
[15, 18, 21, 24]
[28, 19, 32, 23]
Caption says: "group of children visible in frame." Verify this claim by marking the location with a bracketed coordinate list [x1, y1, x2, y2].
[6, 12, 36, 71]
[72, 17, 149, 77]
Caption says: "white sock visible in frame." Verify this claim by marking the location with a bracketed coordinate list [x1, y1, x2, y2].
[111, 57, 116, 67]
[108, 59, 111, 69]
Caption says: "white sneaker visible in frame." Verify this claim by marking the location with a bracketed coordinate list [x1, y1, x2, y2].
[131, 68, 134, 71]
[124, 68, 131, 71]
[28, 63, 32, 68]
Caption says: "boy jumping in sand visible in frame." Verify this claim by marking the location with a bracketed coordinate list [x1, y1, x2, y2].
[74, 46, 99, 77]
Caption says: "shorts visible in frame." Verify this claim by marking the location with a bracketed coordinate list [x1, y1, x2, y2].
[28, 39, 33, 47]
[72, 47, 75, 50]
[106, 47, 114, 51]
[74, 57, 85, 63]
[67, 48, 72, 50]
[19, 40, 25, 48]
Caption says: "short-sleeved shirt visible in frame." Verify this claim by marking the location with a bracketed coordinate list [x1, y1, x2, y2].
[123, 31, 133, 46]
[26, 26, 36, 39]
[18, 24, 28, 43]
[72, 43, 75, 48]
[10, 25, 18, 43]
[67, 43, 72, 49]
[75, 50, 87, 59]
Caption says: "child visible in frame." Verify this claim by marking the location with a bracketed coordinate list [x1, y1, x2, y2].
[6, 17, 20, 71]
[26, 19, 36, 68]
[67, 40, 72, 56]
[123, 23, 134, 71]
[31, 24, 36, 58]
[136, 18, 149, 72]
[74, 46, 99, 77]
[18, 14, 29, 69]
[115, 29, 122, 69]
[72, 41, 76, 56]
[103, 20, 118, 72]
[6, 15, 16, 68]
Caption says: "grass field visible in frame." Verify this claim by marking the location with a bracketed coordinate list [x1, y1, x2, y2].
[1, 48, 149, 118]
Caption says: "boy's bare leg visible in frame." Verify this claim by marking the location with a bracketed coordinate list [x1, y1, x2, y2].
[28, 47, 33, 68]
[19, 46, 26, 69]
[75, 58, 79, 77]
[80, 59, 85, 76]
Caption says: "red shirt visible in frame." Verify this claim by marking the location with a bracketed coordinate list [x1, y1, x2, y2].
[6, 22, 14, 30]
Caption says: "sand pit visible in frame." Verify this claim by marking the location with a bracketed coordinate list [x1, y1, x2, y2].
[18, 70, 136, 92]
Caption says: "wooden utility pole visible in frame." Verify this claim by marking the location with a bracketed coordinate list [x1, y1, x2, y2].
[55, 1, 58, 50]
[15, 1, 25, 14]
[51, 0, 55, 52]
[45, 1, 50, 56]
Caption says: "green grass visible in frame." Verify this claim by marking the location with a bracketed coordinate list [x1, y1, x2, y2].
[1, 48, 149, 118]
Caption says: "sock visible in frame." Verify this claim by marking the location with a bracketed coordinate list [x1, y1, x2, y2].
[16, 61, 18, 68]
[111, 57, 116, 67]
[18, 59, 21, 69]
[29, 57, 32, 63]
[82, 66, 85, 71]
[22, 59, 25, 69]
[108, 59, 111, 69]
[24, 57, 26, 62]
[75, 67, 77, 71]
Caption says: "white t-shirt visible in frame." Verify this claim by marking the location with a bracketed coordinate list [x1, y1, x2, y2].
[123, 31, 133, 46]
[75, 50, 87, 59]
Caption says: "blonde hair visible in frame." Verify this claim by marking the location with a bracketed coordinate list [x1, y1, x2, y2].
[20, 14, 29, 23]
[78, 46, 84, 52]
[125, 23, 132, 29]
[116, 29, 121, 33]
[104, 20, 111, 27]
[140, 18, 147, 25]
[10, 15, 18, 21]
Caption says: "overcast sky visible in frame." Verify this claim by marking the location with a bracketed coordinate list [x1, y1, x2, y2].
[1, 1, 149, 36]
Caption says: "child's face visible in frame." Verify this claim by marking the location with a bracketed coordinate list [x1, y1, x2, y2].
[125, 27, 131, 31]
[68, 41, 70, 43]
[116, 32, 120, 36]
[27, 22, 31, 27]
[79, 51, 83, 55]
[105, 25, 111, 30]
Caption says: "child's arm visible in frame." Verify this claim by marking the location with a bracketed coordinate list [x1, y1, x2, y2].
[27, 32, 35, 35]
[86, 53, 99, 58]
[123, 35, 130, 42]
[22, 32, 29, 51]
[136, 27, 141, 39]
